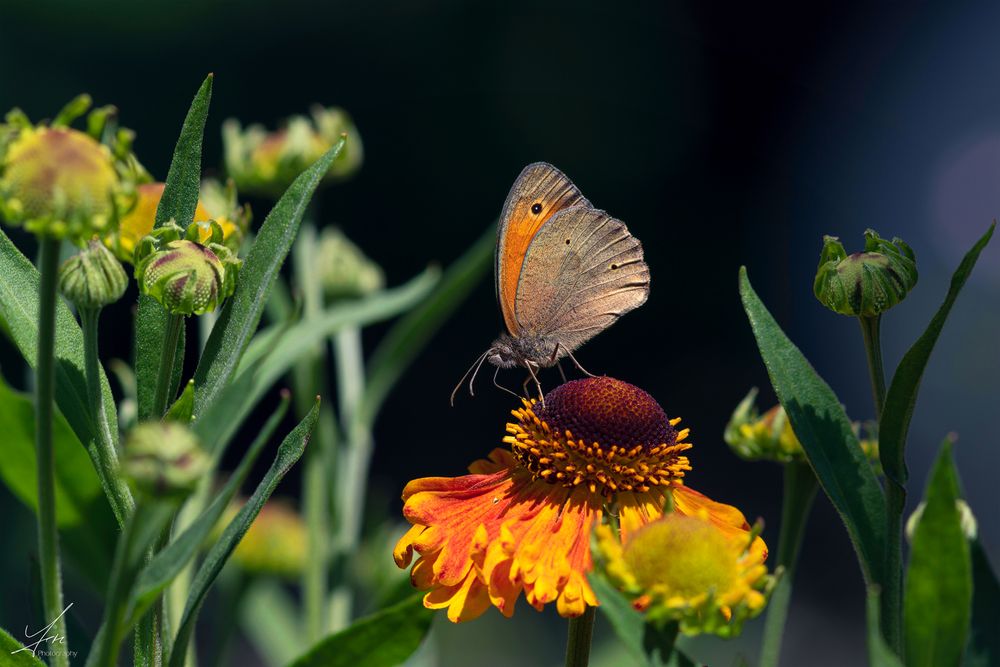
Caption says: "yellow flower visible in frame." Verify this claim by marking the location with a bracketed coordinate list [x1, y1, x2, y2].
[595, 511, 771, 636]
[394, 377, 767, 623]
[109, 181, 247, 262]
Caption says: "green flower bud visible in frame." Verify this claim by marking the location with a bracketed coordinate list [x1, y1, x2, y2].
[316, 227, 384, 299]
[135, 220, 241, 316]
[58, 238, 128, 309]
[222, 105, 362, 199]
[813, 229, 918, 317]
[0, 95, 146, 244]
[123, 421, 210, 499]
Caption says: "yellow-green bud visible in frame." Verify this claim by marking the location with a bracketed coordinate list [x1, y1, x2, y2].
[58, 238, 128, 309]
[123, 421, 210, 499]
[814, 229, 918, 317]
[0, 96, 146, 244]
[316, 227, 384, 299]
[135, 221, 241, 316]
[222, 105, 362, 199]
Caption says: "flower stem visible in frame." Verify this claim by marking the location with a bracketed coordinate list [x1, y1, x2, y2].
[759, 460, 819, 667]
[80, 306, 134, 526]
[858, 315, 886, 416]
[35, 237, 70, 667]
[152, 314, 184, 418]
[564, 605, 596, 667]
[858, 314, 902, 654]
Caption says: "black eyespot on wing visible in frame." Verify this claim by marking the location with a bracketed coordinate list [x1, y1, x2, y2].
[611, 263, 618, 269]
[565, 238, 571, 245]
[531, 203, 543, 214]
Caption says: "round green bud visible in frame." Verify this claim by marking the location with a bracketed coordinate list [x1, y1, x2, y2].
[123, 421, 210, 499]
[58, 238, 128, 309]
[316, 227, 384, 299]
[134, 221, 241, 316]
[813, 229, 918, 317]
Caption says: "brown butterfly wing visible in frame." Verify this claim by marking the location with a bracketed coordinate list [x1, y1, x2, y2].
[496, 162, 591, 334]
[514, 207, 649, 354]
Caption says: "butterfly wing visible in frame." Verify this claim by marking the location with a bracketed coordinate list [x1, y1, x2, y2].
[514, 207, 649, 354]
[495, 162, 591, 335]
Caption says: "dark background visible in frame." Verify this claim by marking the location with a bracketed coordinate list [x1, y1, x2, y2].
[2, 2, 999, 665]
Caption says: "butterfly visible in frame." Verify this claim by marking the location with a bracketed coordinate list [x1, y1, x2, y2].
[453, 162, 650, 402]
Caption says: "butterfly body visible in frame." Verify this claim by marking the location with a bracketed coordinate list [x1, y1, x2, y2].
[489, 162, 650, 372]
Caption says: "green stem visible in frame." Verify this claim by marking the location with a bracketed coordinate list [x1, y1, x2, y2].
[330, 326, 369, 632]
[152, 314, 184, 418]
[859, 314, 902, 654]
[80, 306, 135, 527]
[564, 605, 596, 667]
[858, 315, 886, 416]
[759, 461, 819, 667]
[35, 237, 70, 667]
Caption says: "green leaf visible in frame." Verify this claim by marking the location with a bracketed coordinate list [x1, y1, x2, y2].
[165, 379, 196, 422]
[904, 439, 973, 667]
[194, 268, 436, 454]
[286, 593, 433, 667]
[169, 399, 320, 667]
[867, 587, 905, 667]
[880, 223, 994, 488]
[0, 227, 118, 452]
[124, 393, 290, 629]
[360, 223, 494, 428]
[0, 625, 47, 666]
[964, 540, 1000, 667]
[192, 138, 346, 419]
[135, 74, 213, 419]
[739, 267, 886, 586]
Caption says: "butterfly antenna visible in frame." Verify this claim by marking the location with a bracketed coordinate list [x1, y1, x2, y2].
[492, 366, 521, 400]
[450, 350, 491, 407]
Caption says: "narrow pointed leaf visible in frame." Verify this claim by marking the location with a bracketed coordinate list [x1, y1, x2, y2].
[194, 265, 435, 454]
[359, 223, 494, 429]
[964, 540, 1000, 666]
[169, 399, 320, 667]
[286, 593, 433, 667]
[193, 139, 346, 417]
[0, 626, 47, 666]
[739, 267, 886, 586]
[904, 440, 973, 667]
[0, 227, 118, 450]
[135, 74, 213, 419]
[880, 223, 994, 488]
[125, 394, 290, 629]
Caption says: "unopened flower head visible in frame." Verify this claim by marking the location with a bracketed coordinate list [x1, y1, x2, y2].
[394, 377, 767, 624]
[594, 510, 772, 636]
[0, 95, 146, 244]
[58, 238, 128, 309]
[108, 180, 249, 262]
[725, 388, 881, 467]
[223, 105, 362, 198]
[814, 229, 918, 318]
[316, 227, 384, 299]
[123, 421, 210, 500]
[135, 220, 241, 316]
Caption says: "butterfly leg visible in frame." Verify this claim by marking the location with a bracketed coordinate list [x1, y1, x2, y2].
[555, 343, 597, 378]
[525, 362, 544, 404]
[556, 360, 568, 383]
